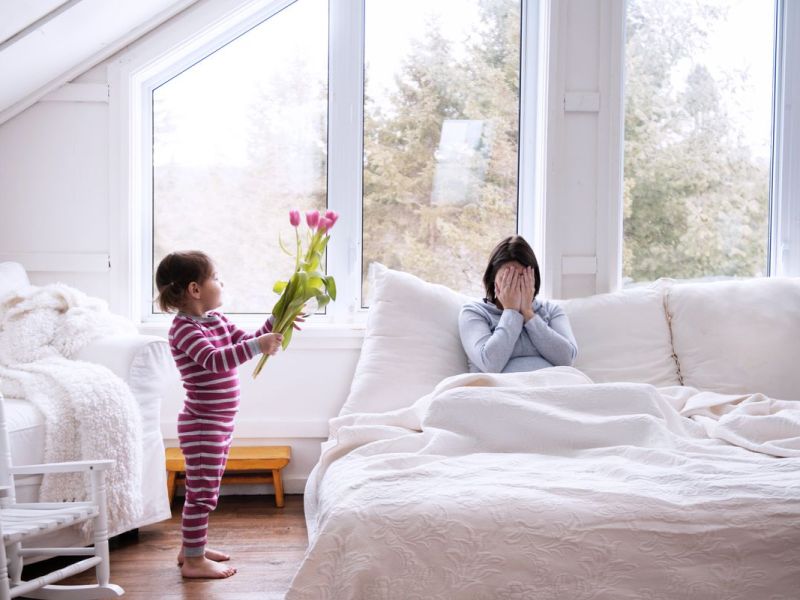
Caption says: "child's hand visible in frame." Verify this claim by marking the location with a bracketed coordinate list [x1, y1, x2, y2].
[292, 313, 308, 331]
[257, 333, 283, 355]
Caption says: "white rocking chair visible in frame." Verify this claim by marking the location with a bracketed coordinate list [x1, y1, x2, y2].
[0, 393, 123, 599]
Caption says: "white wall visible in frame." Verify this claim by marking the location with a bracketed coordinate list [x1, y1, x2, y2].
[0, 0, 622, 493]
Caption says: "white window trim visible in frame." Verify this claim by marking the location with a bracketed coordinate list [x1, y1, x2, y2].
[518, 0, 547, 273]
[771, 0, 800, 277]
[327, 0, 364, 322]
[541, 0, 625, 300]
[594, 0, 625, 294]
[110, 0, 548, 328]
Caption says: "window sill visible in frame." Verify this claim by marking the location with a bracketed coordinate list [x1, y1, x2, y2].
[137, 320, 366, 350]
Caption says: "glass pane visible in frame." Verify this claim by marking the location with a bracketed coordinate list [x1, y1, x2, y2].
[153, 0, 327, 314]
[363, 0, 522, 305]
[623, 0, 775, 285]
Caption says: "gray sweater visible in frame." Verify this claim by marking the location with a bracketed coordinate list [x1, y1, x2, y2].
[458, 298, 578, 373]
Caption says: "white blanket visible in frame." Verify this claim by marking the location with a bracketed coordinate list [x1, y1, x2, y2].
[287, 368, 800, 599]
[0, 284, 143, 537]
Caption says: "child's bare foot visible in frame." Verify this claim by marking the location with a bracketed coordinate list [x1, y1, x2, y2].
[180, 555, 236, 579]
[177, 547, 230, 565]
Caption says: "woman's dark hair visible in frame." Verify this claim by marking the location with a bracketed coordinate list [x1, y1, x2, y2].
[155, 251, 214, 313]
[482, 235, 541, 304]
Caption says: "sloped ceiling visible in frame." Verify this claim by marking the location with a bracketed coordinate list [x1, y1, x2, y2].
[0, 0, 199, 125]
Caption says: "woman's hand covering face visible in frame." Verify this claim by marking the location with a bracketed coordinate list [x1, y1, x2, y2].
[519, 266, 534, 308]
[495, 264, 535, 313]
[495, 264, 522, 311]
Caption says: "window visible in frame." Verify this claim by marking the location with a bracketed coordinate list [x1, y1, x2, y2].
[144, 0, 539, 322]
[623, 0, 777, 284]
[362, 0, 522, 302]
[144, 0, 543, 320]
[151, 0, 327, 314]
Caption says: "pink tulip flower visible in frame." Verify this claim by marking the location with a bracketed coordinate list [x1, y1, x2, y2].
[306, 210, 320, 229]
[317, 217, 332, 233]
[324, 210, 339, 227]
[289, 209, 301, 227]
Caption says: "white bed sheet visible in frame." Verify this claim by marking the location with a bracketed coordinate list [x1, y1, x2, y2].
[287, 368, 800, 599]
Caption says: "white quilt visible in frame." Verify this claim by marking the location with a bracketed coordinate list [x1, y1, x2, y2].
[287, 368, 800, 600]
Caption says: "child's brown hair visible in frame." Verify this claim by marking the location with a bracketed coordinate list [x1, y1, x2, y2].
[155, 251, 214, 313]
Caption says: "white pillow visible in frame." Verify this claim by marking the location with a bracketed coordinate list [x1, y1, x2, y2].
[339, 263, 470, 415]
[559, 284, 681, 387]
[666, 277, 800, 399]
[0, 262, 29, 300]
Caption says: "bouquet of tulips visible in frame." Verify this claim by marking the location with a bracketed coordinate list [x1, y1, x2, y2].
[252, 208, 338, 378]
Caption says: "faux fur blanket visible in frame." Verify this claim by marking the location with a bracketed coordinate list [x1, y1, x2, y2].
[0, 283, 143, 537]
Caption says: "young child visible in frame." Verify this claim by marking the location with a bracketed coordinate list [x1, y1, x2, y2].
[155, 250, 291, 579]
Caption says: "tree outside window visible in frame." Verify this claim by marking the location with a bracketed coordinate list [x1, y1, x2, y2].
[623, 0, 776, 284]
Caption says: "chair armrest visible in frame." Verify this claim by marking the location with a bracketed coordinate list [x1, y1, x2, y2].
[72, 334, 178, 434]
[10, 460, 114, 475]
[72, 334, 170, 386]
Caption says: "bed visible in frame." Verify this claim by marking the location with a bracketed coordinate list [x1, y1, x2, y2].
[286, 265, 800, 599]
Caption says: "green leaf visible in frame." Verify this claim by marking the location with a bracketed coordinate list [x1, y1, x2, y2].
[271, 295, 286, 319]
[295, 271, 308, 295]
[281, 326, 294, 349]
[324, 276, 337, 301]
[316, 293, 331, 309]
[272, 274, 297, 321]
[307, 277, 325, 292]
[272, 280, 288, 294]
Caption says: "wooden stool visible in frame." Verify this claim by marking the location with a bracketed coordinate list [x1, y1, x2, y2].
[165, 446, 291, 508]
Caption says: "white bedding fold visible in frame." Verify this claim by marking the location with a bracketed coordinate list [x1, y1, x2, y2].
[289, 367, 800, 600]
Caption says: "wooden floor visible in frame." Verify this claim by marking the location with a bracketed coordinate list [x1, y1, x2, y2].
[23, 494, 308, 600]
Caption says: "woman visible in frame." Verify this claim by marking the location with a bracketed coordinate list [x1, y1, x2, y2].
[459, 235, 577, 373]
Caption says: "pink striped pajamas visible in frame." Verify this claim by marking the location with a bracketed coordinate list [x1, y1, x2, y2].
[169, 311, 272, 557]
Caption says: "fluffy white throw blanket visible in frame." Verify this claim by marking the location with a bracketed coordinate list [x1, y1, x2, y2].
[0, 283, 143, 537]
[288, 368, 800, 600]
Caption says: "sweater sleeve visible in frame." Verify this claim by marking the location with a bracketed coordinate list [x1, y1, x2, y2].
[459, 306, 523, 373]
[172, 320, 258, 373]
[523, 304, 578, 366]
[219, 313, 274, 350]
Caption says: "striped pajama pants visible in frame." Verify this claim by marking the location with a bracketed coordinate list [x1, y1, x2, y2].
[177, 410, 235, 557]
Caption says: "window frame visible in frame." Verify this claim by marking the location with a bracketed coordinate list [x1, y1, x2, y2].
[133, 0, 545, 324]
[771, 0, 800, 278]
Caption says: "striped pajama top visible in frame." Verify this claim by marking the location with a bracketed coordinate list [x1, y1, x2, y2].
[168, 311, 273, 416]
